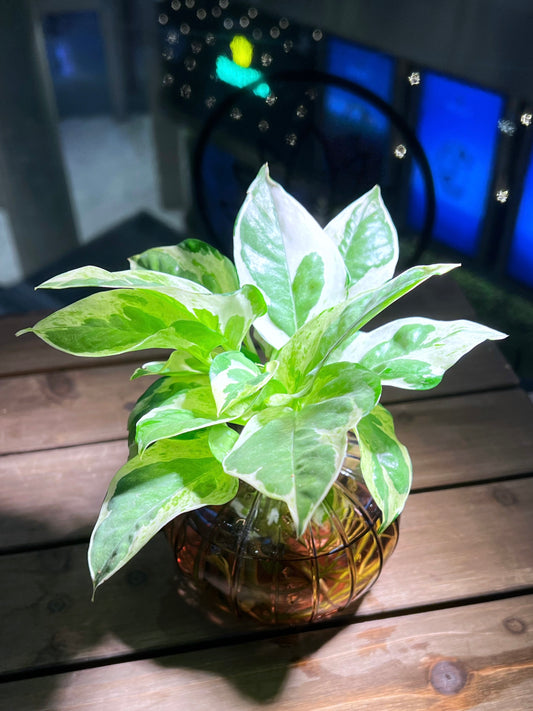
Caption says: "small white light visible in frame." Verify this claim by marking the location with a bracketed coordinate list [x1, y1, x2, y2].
[495, 189, 509, 203]
[394, 144, 407, 159]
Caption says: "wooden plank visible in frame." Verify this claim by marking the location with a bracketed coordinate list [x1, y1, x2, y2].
[0, 312, 169, 377]
[0, 364, 150, 455]
[1, 478, 531, 675]
[1, 388, 533, 550]
[2, 596, 532, 711]
[0, 440, 128, 549]
[390, 388, 533, 485]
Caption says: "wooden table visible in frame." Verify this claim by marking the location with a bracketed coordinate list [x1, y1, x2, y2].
[1, 277, 532, 710]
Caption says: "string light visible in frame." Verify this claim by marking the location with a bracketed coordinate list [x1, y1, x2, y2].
[394, 144, 407, 159]
[495, 189, 509, 203]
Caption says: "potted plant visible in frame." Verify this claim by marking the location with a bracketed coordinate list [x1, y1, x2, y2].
[17, 165, 505, 626]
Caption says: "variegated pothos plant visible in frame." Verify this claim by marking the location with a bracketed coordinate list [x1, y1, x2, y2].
[17, 165, 505, 595]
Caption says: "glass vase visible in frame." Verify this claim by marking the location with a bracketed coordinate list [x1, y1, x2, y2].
[165, 433, 399, 626]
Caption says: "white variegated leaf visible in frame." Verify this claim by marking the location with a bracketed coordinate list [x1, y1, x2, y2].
[88, 433, 238, 591]
[324, 185, 398, 294]
[17, 284, 266, 357]
[135, 380, 229, 453]
[223, 406, 348, 536]
[355, 404, 412, 531]
[233, 164, 347, 349]
[276, 263, 459, 391]
[329, 317, 507, 389]
[129, 239, 240, 294]
[209, 350, 274, 415]
[223, 363, 379, 534]
[131, 350, 209, 380]
[37, 265, 211, 295]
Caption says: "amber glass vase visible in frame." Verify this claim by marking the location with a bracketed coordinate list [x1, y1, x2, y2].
[165, 433, 399, 626]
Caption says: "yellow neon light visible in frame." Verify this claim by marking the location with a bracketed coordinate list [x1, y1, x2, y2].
[230, 35, 253, 68]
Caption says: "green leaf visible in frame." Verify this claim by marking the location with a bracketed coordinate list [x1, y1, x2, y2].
[324, 185, 398, 294]
[223, 406, 348, 536]
[36, 265, 211, 295]
[329, 317, 507, 390]
[134, 377, 229, 453]
[233, 164, 347, 348]
[209, 350, 274, 416]
[131, 350, 209, 380]
[223, 364, 379, 535]
[355, 404, 412, 531]
[208, 424, 240, 462]
[17, 285, 266, 358]
[130, 239, 240, 294]
[88, 433, 239, 591]
[276, 263, 459, 391]
[301, 361, 382, 427]
[127, 375, 207, 452]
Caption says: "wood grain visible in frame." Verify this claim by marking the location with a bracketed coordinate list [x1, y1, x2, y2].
[0, 440, 129, 549]
[390, 388, 533, 485]
[2, 595, 531, 710]
[1, 388, 532, 550]
[0, 363, 150, 455]
[1, 477, 531, 676]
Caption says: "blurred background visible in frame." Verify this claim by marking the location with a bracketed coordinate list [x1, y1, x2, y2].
[1, 0, 532, 385]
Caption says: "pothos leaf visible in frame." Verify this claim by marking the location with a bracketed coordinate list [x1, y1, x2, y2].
[130, 350, 209, 380]
[355, 404, 412, 531]
[223, 363, 380, 535]
[223, 406, 347, 536]
[36, 265, 211, 295]
[276, 263, 459, 391]
[134, 377, 229, 454]
[89, 433, 239, 592]
[130, 239, 240, 294]
[17, 284, 266, 358]
[233, 164, 347, 349]
[324, 185, 398, 294]
[209, 350, 274, 416]
[328, 317, 507, 390]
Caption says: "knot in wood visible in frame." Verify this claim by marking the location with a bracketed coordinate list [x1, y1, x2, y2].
[430, 660, 468, 695]
[491, 485, 518, 506]
[44, 372, 77, 399]
[504, 616, 527, 634]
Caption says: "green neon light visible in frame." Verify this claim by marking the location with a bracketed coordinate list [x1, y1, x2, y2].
[215, 55, 270, 99]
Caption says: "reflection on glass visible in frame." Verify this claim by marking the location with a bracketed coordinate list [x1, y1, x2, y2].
[325, 38, 395, 138]
[408, 72, 503, 255]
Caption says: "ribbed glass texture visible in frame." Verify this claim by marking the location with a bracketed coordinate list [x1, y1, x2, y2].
[166, 434, 399, 626]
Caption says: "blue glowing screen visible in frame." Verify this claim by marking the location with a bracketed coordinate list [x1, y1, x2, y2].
[325, 38, 394, 137]
[408, 73, 503, 255]
[508, 152, 533, 287]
